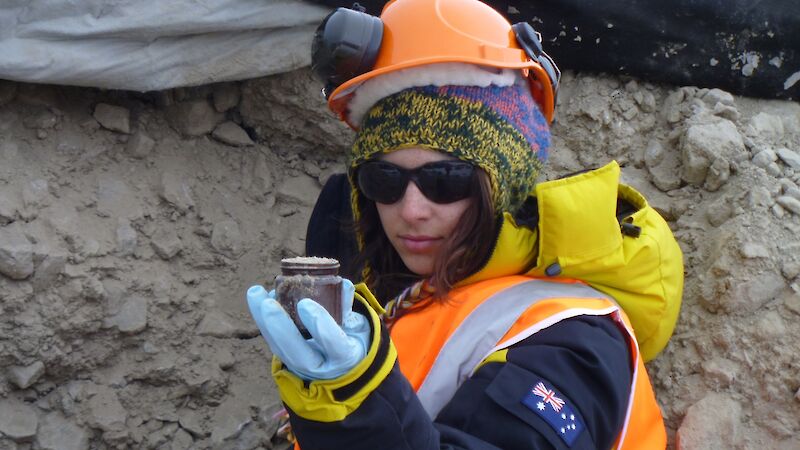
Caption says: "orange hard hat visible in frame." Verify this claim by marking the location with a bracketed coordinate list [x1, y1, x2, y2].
[311, 0, 560, 128]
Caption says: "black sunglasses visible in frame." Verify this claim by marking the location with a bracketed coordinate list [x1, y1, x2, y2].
[356, 160, 476, 204]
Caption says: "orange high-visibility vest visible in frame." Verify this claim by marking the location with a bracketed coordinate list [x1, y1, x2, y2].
[390, 276, 667, 450]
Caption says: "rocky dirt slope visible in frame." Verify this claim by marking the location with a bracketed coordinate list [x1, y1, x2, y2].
[0, 68, 798, 449]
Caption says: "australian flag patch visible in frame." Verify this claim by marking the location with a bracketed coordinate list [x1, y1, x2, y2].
[521, 379, 585, 446]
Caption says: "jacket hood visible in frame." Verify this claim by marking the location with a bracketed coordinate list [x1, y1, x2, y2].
[459, 161, 624, 286]
[460, 160, 684, 362]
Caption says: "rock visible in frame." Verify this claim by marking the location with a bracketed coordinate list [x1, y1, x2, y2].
[23, 108, 58, 130]
[701, 358, 737, 387]
[32, 253, 67, 291]
[0, 225, 34, 280]
[181, 361, 224, 392]
[782, 261, 800, 280]
[212, 122, 254, 147]
[216, 347, 236, 370]
[706, 197, 734, 226]
[635, 90, 656, 113]
[224, 422, 264, 450]
[210, 396, 252, 444]
[677, 393, 741, 450]
[772, 203, 786, 219]
[776, 196, 800, 215]
[785, 290, 800, 316]
[97, 177, 143, 219]
[747, 186, 774, 208]
[752, 149, 777, 168]
[704, 158, 730, 191]
[724, 272, 785, 313]
[159, 172, 195, 212]
[747, 186, 775, 209]
[171, 428, 194, 450]
[712, 103, 740, 121]
[776, 147, 800, 170]
[81, 276, 106, 301]
[784, 185, 800, 201]
[196, 310, 256, 338]
[754, 310, 787, 340]
[106, 296, 148, 334]
[37, 412, 90, 450]
[0, 80, 17, 106]
[212, 84, 241, 112]
[0, 398, 38, 441]
[178, 409, 208, 438]
[7, 361, 46, 389]
[210, 219, 243, 258]
[748, 112, 785, 140]
[739, 242, 769, 259]
[44, 202, 80, 242]
[780, 178, 797, 192]
[151, 228, 182, 260]
[93, 103, 131, 134]
[766, 162, 782, 177]
[146, 422, 178, 447]
[116, 220, 138, 256]
[703, 88, 735, 106]
[22, 179, 50, 209]
[643, 140, 665, 168]
[126, 132, 156, 158]
[277, 173, 321, 206]
[166, 100, 224, 137]
[663, 90, 685, 123]
[87, 386, 128, 432]
[0, 189, 20, 224]
[680, 120, 745, 186]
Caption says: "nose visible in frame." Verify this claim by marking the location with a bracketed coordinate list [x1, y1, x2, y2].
[397, 181, 433, 222]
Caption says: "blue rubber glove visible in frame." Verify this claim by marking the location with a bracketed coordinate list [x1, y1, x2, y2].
[246, 279, 371, 380]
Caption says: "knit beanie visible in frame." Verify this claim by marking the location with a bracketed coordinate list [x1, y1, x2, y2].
[348, 63, 550, 216]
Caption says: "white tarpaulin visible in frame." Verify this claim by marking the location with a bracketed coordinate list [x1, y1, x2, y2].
[0, 0, 332, 91]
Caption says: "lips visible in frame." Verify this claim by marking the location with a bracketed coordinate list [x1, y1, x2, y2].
[398, 235, 441, 253]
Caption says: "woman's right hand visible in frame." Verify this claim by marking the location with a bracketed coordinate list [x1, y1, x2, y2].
[246, 279, 371, 380]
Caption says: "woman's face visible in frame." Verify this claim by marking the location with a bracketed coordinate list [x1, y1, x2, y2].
[374, 147, 473, 276]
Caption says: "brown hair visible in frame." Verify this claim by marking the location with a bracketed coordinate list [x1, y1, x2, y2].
[353, 170, 497, 301]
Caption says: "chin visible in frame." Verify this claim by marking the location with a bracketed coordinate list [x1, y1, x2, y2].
[401, 255, 434, 276]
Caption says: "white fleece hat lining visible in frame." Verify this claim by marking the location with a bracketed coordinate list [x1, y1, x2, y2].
[347, 62, 525, 126]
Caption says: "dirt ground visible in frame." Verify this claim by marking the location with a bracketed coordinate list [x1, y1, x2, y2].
[0, 68, 798, 449]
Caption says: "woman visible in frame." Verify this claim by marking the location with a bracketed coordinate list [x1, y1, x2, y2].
[247, 0, 683, 448]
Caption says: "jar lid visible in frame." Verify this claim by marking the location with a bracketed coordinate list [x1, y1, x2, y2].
[281, 256, 340, 273]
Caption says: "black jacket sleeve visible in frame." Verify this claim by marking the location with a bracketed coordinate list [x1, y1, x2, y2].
[289, 314, 632, 449]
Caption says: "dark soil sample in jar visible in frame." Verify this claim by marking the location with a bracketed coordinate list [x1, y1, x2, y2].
[274, 257, 342, 338]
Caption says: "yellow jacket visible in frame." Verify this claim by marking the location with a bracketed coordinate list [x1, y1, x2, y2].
[461, 160, 684, 361]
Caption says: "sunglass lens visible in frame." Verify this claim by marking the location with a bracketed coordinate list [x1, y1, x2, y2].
[357, 162, 406, 204]
[418, 162, 475, 203]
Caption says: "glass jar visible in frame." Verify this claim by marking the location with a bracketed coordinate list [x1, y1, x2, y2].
[274, 257, 342, 337]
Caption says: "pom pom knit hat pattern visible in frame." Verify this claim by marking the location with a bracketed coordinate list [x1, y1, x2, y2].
[349, 65, 551, 217]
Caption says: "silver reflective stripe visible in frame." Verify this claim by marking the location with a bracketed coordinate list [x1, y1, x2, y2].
[416, 279, 614, 419]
